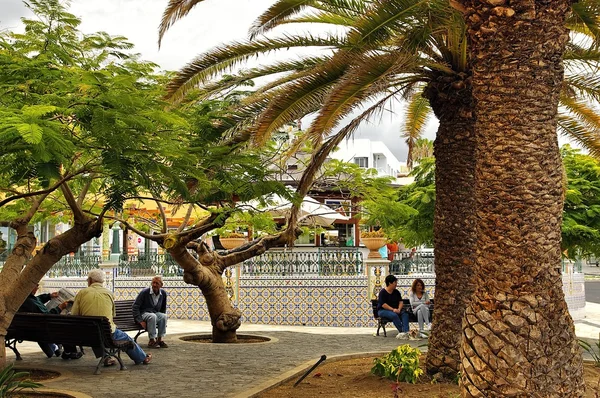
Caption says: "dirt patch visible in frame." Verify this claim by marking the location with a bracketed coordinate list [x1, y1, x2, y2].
[14, 368, 61, 382]
[11, 393, 74, 398]
[180, 334, 271, 344]
[258, 356, 600, 397]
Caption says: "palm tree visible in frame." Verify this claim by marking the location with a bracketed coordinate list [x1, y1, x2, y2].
[158, 0, 600, 379]
[457, 0, 586, 394]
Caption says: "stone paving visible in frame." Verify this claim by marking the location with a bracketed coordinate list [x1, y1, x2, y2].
[9, 301, 600, 398]
[9, 322, 421, 398]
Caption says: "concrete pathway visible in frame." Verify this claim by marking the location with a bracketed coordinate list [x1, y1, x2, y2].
[8, 304, 600, 398]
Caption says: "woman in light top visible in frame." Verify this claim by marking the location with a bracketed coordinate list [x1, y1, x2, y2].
[409, 278, 431, 338]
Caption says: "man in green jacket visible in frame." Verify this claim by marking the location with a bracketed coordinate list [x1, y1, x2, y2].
[19, 284, 81, 359]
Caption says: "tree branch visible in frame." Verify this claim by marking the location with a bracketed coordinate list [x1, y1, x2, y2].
[0, 172, 79, 208]
[77, 173, 96, 207]
[153, 195, 168, 234]
[177, 204, 195, 233]
[60, 183, 86, 222]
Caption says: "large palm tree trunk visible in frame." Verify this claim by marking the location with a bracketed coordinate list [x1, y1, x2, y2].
[424, 76, 477, 378]
[459, 0, 584, 395]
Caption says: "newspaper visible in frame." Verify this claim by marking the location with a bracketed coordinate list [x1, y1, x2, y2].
[45, 288, 76, 313]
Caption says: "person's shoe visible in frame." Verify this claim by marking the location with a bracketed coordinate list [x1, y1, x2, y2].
[396, 332, 409, 340]
[148, 339, 157, 348]
[157, 340, 169, 348]
[62, 352, 82, 360]
[424, 323, 431, 331]
[419, 333, 428, 339]
[142, 353, 152, 365]
[104, 357, 117, 367]
[54, 347, 63, 358]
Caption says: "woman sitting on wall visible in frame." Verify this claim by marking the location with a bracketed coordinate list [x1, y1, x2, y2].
[409, 278, 431, 338]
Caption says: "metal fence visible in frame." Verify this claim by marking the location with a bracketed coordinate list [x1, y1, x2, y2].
[117, 253, 184, 277]
[241, 248, 363, 276]
[389, 251, 435, 274]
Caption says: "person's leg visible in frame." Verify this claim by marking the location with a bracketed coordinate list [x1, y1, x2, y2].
[413, 304, 427, 331]
[378, 309, 403, 333]
[112, 328, 148, 364]
[61, 344, 82, 360]
[400, 310, 409, 332]
[156, 312, 167, 338]
[38, 342, 56, 358]
[142, 312, 158, 339]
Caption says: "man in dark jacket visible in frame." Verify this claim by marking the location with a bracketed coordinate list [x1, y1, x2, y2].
[19, 284, 81, 359]
[133, 276, 168, 348]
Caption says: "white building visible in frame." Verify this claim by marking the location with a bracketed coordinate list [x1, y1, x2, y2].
[328, 139, 413, 185]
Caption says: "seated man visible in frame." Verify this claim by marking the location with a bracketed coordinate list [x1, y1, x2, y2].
[19, 284, 80, 359]
[377, 275, 411, 339]
[71, 269, 151, 365]
[133, 276, 168, 348]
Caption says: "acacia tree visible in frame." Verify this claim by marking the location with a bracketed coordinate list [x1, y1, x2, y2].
[0, 0, 192, 367]
[458, 0, 584, 394]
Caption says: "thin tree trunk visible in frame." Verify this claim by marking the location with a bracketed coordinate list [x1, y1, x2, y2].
[459, 1, 584, 395]
[424, 76, 477, 378]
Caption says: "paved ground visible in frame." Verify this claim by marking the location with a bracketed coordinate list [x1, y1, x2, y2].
[10, 266, 600, 398]
[9, 308, 600, 398]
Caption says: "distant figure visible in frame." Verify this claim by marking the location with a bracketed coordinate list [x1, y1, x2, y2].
[409, 278, 431, 338]
[377, 275, 410, 339]
[386, 241, 399, 262]
[71, 269, 151, 365]
[133, 275, 168, 348]
[19, 284, 80, 359]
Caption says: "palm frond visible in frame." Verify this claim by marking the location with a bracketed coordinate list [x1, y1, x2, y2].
[557, 113, 600, 159]
[401, 91, 431, 141]
[250, 0, 317, 39]
[252, 66, 344, 145]
[198, 56, 330, 100]
[306, 51, 418, 145]
[348, 0, 430, 47]
[166, 33, 346, 102]
[567, 0, 600, 49]
[159, 0, 207, 48]
[562, 73, 600, 104]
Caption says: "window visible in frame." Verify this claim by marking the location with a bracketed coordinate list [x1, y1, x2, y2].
[353, 157, 368, 168]
[287, 164, 298, 171]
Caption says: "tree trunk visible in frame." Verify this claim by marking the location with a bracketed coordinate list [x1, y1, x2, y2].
[459, 1, 584, 395]
[169, 245, 242, 343]
[202, 272, 241, 343]
[0, 218, 102, 369]
[424, 75, 477, 378]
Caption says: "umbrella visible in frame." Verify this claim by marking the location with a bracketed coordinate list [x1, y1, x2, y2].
[242, 190, 350, 226]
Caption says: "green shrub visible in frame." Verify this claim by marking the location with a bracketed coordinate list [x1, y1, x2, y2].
[0, 365, 42, 396]
[579, 339, 600, 366]
[371, 344, 424, 384]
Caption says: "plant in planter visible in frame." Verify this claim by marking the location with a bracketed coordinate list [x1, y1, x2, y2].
[0, 365, 42, 396]
[218, 231, 247, 249]
[361, 230, 387, 259]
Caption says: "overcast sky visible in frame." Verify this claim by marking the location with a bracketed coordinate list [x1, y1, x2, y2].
[0, 0, 438, 162]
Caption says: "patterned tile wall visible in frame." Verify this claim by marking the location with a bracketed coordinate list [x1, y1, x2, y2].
[40, 268, 584, 326]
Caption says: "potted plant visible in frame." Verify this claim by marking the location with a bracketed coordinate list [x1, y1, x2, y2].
[361, 230, 386, 259]
[219, 231, 247, 250]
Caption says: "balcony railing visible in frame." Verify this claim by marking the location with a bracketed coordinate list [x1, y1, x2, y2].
[117, 253, 184, 277]
[241, 248, 363, 276]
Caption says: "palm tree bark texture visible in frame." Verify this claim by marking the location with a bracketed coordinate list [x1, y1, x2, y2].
[458, 0, 584, 396]
[424, 74, 477, 378]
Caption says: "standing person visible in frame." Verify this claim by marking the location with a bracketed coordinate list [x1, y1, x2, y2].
[71, 269, 151, 365]
[409, 278, 431, 338]
[19, 284, 80, 359]
[377, 275, 410, 339]
[133, 276, 168, 348]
